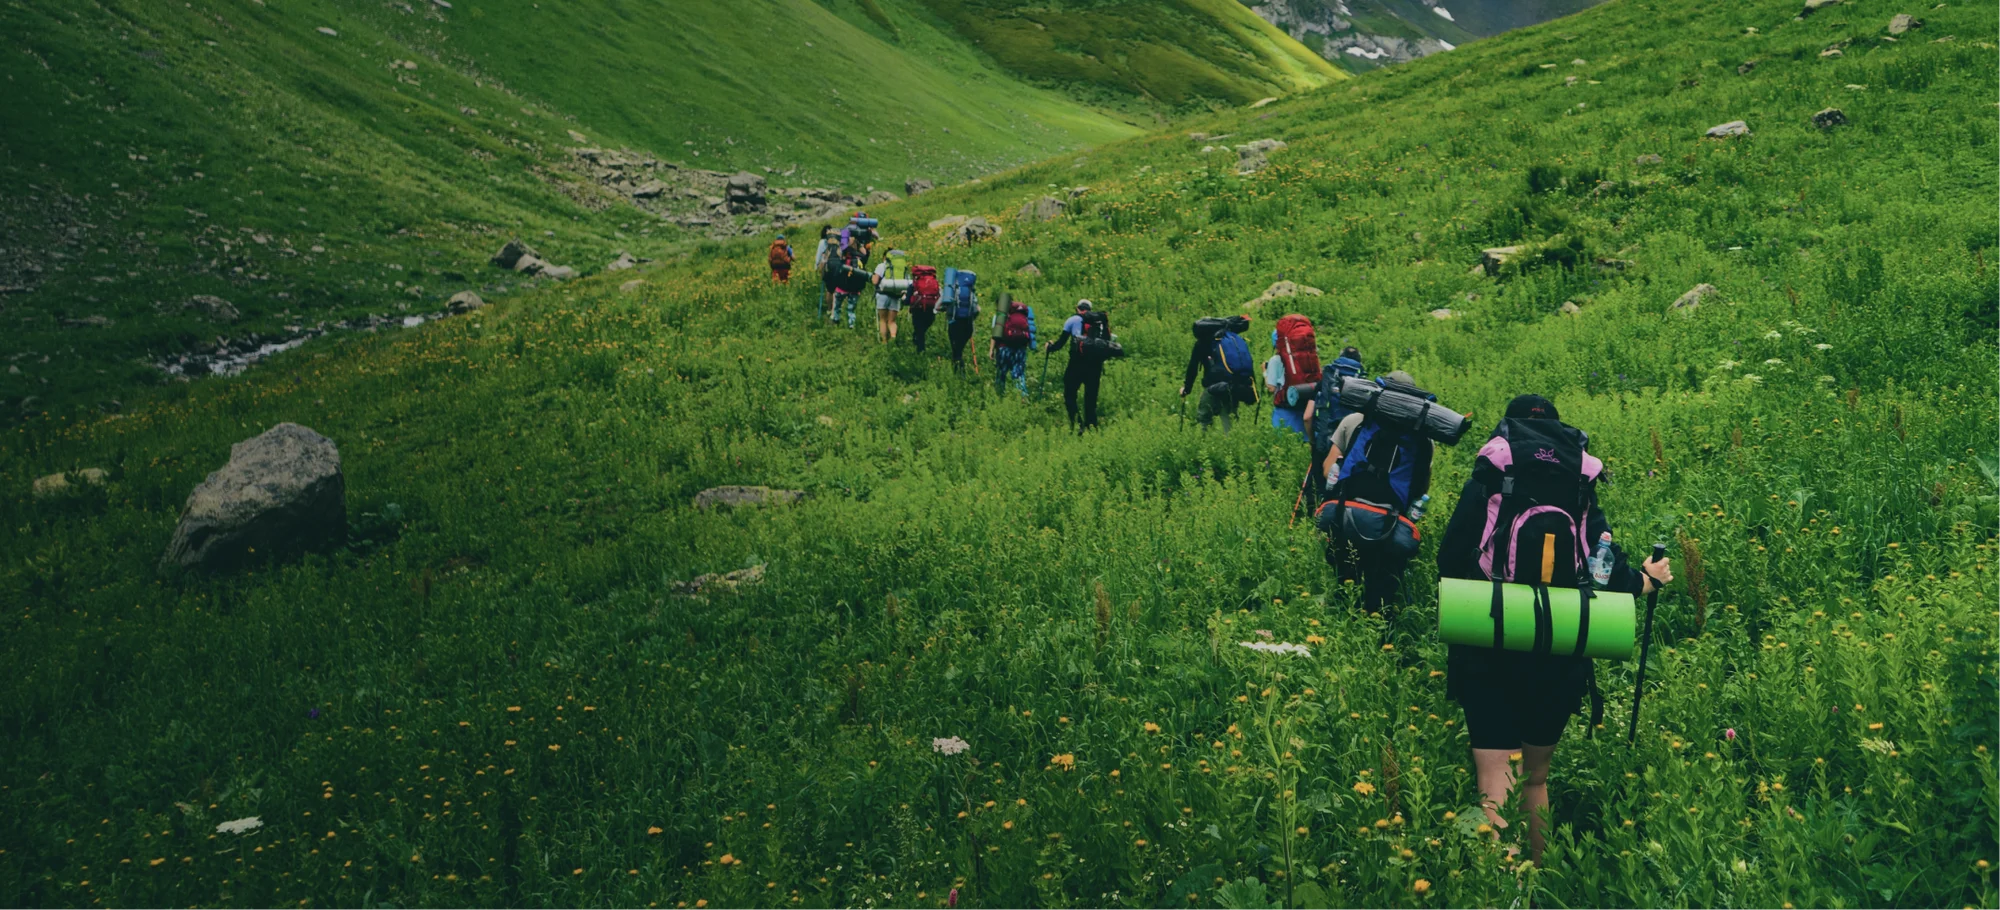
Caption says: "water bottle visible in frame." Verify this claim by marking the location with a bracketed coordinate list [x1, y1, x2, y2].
[1589, 532, 1615, 588]
[1406, 494, 1431, 521]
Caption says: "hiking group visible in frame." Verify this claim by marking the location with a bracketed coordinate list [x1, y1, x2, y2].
[810, 212, 1125, 431]
[1179, 309, 1675, 862]
[788, 221, 1677, 861]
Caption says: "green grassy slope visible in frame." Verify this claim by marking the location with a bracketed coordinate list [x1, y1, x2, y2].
[909, 0, 1345, 110]
[2, 0, 1996, 907]
[0, 0, 1139, 415]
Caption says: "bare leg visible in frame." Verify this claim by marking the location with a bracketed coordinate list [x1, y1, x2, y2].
[1473, 747, 1517, 836]
[1519, 743, 1556, 863]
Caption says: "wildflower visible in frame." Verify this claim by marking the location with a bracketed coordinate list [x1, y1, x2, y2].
[1725, 728, 1737, 741]
[1740, 374, 1763, 385]
[1763, 358, 1784, 365]
[948, 888, 959, 907]
[1717, 360, 1740, 370]
[1305, 634, 1325, 645]
[1414, 879, 1431, 894]
[216, 817, 264, 835]
[1815, 343, 1833, 351]
[1764, 331, 1782, 340]
[932, 736, 970, 756]
[1353, 781, 1376, 796]
[308, 708, 321, 720]
[1144, 722, 1162, 733]
[719, 854, 736, 865]
[1002, 821, 1014, 830]
[1238, 641, 1312, 657]
[1050, 753, 1075, 771]
[648, 826, 663, 836]
[548, 744, 561, 752]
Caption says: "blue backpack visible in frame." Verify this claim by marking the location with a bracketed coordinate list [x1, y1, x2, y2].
[951, 270, 979, 321]
[1204, 331, 1252, 386]
[1311, 356, 1367, 453]
[1337, 420, 1420, 510]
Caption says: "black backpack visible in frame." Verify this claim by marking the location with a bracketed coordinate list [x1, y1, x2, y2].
[1079, 311, 1124, 362]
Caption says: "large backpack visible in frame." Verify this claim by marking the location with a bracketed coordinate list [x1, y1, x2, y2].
[1472, 417, 1604, 587]
[768, 240, 792, 268]
[951, 270, 979, 320]
[1000, 302, 1032, 348]
[878, 250, 913, 297]
[909, 265, 942, 312]
[1311, 356, 1367, 454]
[1078, 310, 1124, 361]
[1316, 418, 1425, 564]
[1204, 330, 1253, 388]
[1274, 314, 1321, 407]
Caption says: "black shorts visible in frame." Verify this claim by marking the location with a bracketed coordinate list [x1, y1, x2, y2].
[1458, 679, 1577, 749]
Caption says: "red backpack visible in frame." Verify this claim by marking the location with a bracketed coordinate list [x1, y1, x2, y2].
[1275, 313, 1322, 407]
[1001, 304, 1031, 347]
[909, 265, 942, 313]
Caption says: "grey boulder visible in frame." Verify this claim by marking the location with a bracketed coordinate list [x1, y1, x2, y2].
[905, 178, 934, 196]
[1812, 107, 1848, 129]
[1705, 120, 1751, 138]
[190, 295, 240, 323]
[692, 486, 805, 511]
[490, 239, 539, 270]
[161, 423, 345, 570]
[1672, 283, 1719, 312]
[447, 291, 485, 314]
[1888, 13, 1921, 34]
[1018, 196, 1067, 223]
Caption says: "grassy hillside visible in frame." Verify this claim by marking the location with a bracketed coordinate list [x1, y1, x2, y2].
[2, 0, 1996, 907]
[0, 0, 1142, 415]
[908, 0, 1346, 110]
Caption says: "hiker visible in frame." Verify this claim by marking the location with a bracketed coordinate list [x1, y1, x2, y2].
[829, 245, 866, 328]
[814, 226, 837, 313]
[1302, 346, 1366, 507]
[1180, 315, 1255, 431]
[1314, 369, 1434, 614]
[989, 292, 1035, 398]
[907, 263, 943, 353]
[768, 235, 795, 283]
[871, 248, 915, 343]
[944, 268, 980, 371]
[1433, 394, 1673, 863]
[1265, 314, 1320, 438]
[838, 212, 877, 263]
[1043, 299, 1118, 432]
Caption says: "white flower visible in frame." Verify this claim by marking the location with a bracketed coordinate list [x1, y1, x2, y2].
[1238, 641, 1312, 657]
[216, 816, 264, 835]
[1815, 343, 1833, 351]
[931, 736, 970, 756]
[1716, 360, 1740, 370]
[1818, 375, 1837, 384]
[1859, 738, 1896, 755]
[1763, 331, 1783, 340]
[1764, 358, 1784, 365]
[1739, 374, 1764, 385]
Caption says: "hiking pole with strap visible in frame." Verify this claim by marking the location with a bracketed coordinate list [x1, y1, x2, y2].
[1626, 541, 1669, 747]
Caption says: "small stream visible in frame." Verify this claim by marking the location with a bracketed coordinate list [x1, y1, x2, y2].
[153, 308, 465, 379]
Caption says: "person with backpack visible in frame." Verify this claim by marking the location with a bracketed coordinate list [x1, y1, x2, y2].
[1433, 394, 1673, 863]
[871, 248, 914, 343]
[944, 268, 980, 372]
[829, 245, 867, 328]
[1043, 299, 1119, 432]
[1264, 314, 1320, 438]
[814, 226, 838, 314]
[1180, 316, 1255, 431]
[1313, 369, 1434, 614]
[1303, 346, 1366, 507]
[906, 264, 943, 353]
[989, 292, 1035, 398]
[768, 235, 795, 284]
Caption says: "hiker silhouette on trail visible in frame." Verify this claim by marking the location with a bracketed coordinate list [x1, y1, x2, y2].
[943, 268, 980, 371]
[871, 248, 913, 343]
[813, 226, 837, 314]
[768, 234, 794, 284]
[1432, 393, 1673, 864]
[1181, 315, 1255, 431]
[990, 292, 1035, 398]
[1043, 299, 1119, 433]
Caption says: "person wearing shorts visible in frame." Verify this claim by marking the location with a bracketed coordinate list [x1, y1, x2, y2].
[1433, 394, 1674, 863]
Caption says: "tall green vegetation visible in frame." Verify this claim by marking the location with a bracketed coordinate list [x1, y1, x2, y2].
[0, 0, 1994, 907]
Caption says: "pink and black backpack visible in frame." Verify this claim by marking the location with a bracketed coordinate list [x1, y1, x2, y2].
[1473, 417, 1605, 588]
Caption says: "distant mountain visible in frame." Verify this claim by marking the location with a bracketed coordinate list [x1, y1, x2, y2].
[1243, 0, 1603, 71]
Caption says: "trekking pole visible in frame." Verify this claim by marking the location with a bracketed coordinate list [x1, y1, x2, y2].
[1040, 350, 1050, 397]
[1626, 541, 1669, 747]
[1288, 465, 1312, 527]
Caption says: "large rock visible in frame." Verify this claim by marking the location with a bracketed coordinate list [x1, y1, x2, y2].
[1480, 246, 1525, 276]
[190, 295, 239, 323]
[1235, 138, 1288, 174]
[905, 178, 934, 196]
[512, 255, 547, 275]
[605, 251, 640, 272]
[861, 190, 898, 206]
[1560, 301, 1583, 315]
[1812, 107, 1848, 129]
[161, 423, 345, 570]
[928, 214, 968, 231]
[1799, 0, 1840, 16]
[726, 172, 767, 213]
[32, 468, 107, 498]
[1634, 153, 1665, 166]
[447, 291, 485, 314]
[948, 216, 1002, 245]
[1018, 196, 1066, 223]
[1705, 120, 1751, 138]
[619, 279, 647, 294]
[1429, 308, 1455, 320]
[1887, 13, 1921, 33]
[490, 239, 539, 270]
[540, 265, 577, 281]
[1671, 283, 1719, 312]
[1243, 279, 1323, 309]
[692, 486, 804, 511]
[1017, 263, 1042, 277]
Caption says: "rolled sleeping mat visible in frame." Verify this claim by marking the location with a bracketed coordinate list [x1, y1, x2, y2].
[1437, 577, 1635, 660]
[941, 268, 960, 303]
[1335, 377, 1471, 446]
[832, 264, 873, 294]
[877, 277, 913, 295]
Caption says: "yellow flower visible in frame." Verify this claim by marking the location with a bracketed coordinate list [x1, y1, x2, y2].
[1353, 781, 1376, 796]
[719, 854, 735, 865]
[1050, 753, 1075, 771]
[1135, 838, 1148, 847]
[548, 744, 561, 752]
[1413, 879, 1431, 894]
[1867, 723, 1884, 731]
[1144, 722, 1161, 733]
[1003, 821, 1014, 830]
[648, 826, 663, 836]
